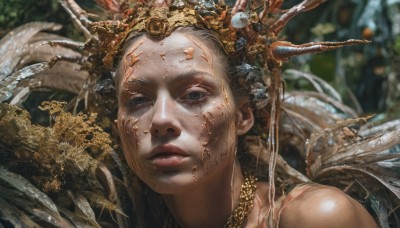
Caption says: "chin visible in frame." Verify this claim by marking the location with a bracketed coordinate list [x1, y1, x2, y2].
[143, 171, 198, 195]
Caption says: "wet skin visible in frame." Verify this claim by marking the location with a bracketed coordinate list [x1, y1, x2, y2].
[116, 32, 251, 195]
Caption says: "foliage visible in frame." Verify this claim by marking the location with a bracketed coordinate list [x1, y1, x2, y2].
[0, 0, 83, 39]
[282, 0, 400, 117]
[0, 102, 125, 227]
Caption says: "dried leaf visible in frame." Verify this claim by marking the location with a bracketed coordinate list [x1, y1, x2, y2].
[0, 166, 60, 219]
[23, 61, 88, 94]
[58, 207, 101, 228]
[82, 191, 127, 217]
[0, 197, 40, 228]
[369, 196, 390, 228]
[68, 191, 97, 223]
[0, 22, 61, 80]
[0, 186, 73, 228]
[0, 62, 49, 102]
[284, 69, 342, 102]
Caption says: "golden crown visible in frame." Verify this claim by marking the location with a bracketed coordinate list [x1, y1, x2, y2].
[69, 0, 369, 73]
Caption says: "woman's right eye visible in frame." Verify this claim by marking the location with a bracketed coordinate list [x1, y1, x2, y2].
[128, 95, 151, 109]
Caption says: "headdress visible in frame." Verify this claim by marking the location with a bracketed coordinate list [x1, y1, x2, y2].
[79, 0, 368, 72]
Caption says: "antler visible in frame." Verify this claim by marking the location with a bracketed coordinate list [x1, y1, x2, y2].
[58, 0, 93, 39]
[269, 0, 327, 35]
[232, 0, 249, 15]
[259, 0, 284, 23]
[95, 0, 123, 14]
[270, 39, 370, 61]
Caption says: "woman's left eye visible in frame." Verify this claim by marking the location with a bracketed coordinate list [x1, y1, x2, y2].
[181, 89, 208, 104]
[186, 91, 204, 100]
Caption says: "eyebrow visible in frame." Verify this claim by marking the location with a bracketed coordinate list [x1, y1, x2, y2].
[122, 70, 216, 88]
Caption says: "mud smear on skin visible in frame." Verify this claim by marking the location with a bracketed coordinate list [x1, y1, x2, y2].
[120, 116, 155, 189]
[119, 116, 142, 170]
[125, 40, 144, 64]
[123, 40, 144, 77]
[184, 34, 213, 70]
[128, 51, 142, 66]
[201, 112, 214, 162]
[160, 51, 166, 61]
[221, 80, 230, 107]
[183, 47, 195, 60]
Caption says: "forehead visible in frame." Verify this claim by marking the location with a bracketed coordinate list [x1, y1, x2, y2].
[118, 32, 226, 83]
[125, 32, 212, 56]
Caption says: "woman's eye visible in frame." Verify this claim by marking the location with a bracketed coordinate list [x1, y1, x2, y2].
[181, 89, 208, 104]
[129, 95, 151, 108]
[187, 91, 204, 100]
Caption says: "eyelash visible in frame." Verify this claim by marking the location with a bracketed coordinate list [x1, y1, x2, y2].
[128, 95, 151, 109]
[180, 88, 208, 105]
[127, 87, 210, 110]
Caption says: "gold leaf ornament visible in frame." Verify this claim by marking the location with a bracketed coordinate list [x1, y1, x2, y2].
[145, 16, 169, 38]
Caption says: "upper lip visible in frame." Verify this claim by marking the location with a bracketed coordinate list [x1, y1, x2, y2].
[149, 144, 188, 159]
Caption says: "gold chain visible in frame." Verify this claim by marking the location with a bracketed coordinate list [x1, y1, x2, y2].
[224, 172, 257, 228]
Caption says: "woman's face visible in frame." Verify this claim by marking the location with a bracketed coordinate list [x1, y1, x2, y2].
[117, 32, 252, 194]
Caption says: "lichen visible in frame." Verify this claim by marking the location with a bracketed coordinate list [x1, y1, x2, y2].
[0, 101, 113, 193]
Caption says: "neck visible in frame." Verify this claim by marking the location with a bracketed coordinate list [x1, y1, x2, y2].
[162, 159, 243, 228]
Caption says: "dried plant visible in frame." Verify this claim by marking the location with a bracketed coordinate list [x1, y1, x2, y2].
[0, 101, 127, 227]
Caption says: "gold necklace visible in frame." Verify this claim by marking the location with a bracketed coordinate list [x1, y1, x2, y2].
[224, 172, 257, 228]
[163, 172, 257, 228]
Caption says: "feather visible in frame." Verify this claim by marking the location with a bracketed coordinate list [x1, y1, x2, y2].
[0, 197, 40, 228]
[67, 191, 101, 227]
[0, 166, 60, 219]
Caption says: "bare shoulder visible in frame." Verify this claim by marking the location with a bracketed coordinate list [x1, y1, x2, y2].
[278, 184, 378, 228]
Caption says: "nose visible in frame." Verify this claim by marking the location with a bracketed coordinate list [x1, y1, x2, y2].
[150, 92, 181, 137]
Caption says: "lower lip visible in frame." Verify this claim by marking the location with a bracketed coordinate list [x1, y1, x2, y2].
[151, 155, 187, 168]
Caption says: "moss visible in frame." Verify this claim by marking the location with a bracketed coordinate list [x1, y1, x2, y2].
[0, 102, 112, 193]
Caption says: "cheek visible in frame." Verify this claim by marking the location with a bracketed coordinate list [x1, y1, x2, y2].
[200, 101, 237, 162]
[117, 110, 141, 170]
